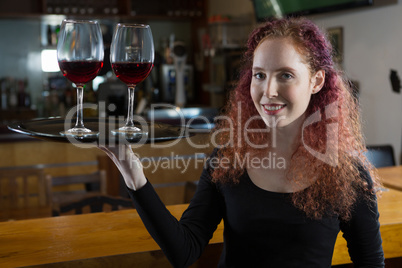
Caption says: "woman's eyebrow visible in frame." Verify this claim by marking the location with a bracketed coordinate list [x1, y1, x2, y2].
[276, 66, 297, 73]
[252, 66, 265, 71]
[252, 66, 297, 72]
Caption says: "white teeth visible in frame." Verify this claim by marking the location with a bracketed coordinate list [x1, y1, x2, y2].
[264, 105, 284, 111]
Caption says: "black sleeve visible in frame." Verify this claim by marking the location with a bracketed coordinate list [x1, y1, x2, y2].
[340, 168, 385, 267]
[126, 155, 224, 268]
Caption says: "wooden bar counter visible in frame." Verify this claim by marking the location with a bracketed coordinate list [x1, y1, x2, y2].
[1, 189, 402, 267]
[0, 204, 223, 268]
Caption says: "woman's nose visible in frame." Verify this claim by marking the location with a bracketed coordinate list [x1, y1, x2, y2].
[264, 80, 278, 98]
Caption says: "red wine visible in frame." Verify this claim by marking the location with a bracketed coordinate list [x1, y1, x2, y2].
[112, 62, 153, 86]
[58, 60, 103, 85]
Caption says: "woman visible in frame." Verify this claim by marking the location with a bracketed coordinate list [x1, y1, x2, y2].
[100, 17, 384, 267]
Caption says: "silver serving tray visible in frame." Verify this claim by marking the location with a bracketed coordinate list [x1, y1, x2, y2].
[8, 117, 191, 144]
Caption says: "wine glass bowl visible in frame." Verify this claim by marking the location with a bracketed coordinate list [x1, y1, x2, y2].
[111, 61, 154, 87]
[58, 61, 103, 86]
[57, 19, 104, 137]
[110, 23, 154, 137]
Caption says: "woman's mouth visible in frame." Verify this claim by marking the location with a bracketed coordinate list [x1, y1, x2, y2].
[262, 104, 286, 115]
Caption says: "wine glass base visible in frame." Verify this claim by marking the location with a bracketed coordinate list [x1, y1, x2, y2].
[60, 127, 99, 138]
[111, 126, 148, 140]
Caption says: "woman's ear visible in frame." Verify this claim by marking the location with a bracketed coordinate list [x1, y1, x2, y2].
[311, 70, 325, 94]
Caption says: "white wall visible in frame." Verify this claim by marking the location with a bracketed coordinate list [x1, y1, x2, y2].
[311, 5, 402, 164]
[208, 0, 402, 164]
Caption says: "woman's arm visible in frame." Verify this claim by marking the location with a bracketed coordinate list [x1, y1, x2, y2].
[340, 168, 385, 267]
[98, 145, 224, 267]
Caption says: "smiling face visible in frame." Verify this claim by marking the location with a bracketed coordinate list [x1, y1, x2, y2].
[250, 38, 325, 129]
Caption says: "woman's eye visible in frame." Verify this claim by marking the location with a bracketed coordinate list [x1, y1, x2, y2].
[281, 73, 293, 80]
[253, 72, 265, 79]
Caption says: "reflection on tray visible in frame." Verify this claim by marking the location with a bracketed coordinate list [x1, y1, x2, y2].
[7, 117, 192, 145]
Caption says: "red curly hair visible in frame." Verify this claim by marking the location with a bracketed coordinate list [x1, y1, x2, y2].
[211, 17, 381, 220]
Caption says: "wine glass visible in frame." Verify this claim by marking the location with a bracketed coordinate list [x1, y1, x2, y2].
[57, 19, 104, 137]
[110, 23, 154, 137]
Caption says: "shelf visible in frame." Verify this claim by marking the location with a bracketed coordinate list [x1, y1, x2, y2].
[0, 0, 206, 21]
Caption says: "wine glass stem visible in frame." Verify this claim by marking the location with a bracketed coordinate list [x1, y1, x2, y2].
[75, 86, 85, 129]
[126, 86, 136, 128]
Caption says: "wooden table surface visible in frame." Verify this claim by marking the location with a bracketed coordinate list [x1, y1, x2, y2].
[0, 204, 223, 268]
[378, 165, 402, 191]
[1, 189, 402, 267]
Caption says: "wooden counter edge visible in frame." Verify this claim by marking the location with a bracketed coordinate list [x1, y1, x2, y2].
[2, 194, 401, 267]
[25, 220, 401, 268]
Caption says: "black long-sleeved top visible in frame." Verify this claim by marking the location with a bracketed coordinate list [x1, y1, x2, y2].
[127, 155, 384, 267]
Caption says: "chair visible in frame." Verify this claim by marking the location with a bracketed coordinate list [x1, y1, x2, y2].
[0, 168, 50, 221]
[365, 144, 396, 168]
[52, 195, 135, 216]
[46, 170, 107, 213]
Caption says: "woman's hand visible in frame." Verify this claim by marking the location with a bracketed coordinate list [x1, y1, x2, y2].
[98, 144, 147, 191]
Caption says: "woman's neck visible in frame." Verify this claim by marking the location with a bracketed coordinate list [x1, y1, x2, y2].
[268, 116, 304, 159]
